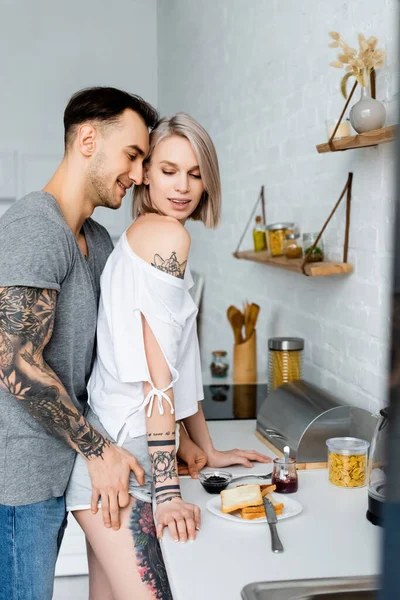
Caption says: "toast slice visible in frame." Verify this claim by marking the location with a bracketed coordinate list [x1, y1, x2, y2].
[239, 491, 284, 520]
[241, 509, 266, 520]
[260, 484, 276, 497]
[220, 484, 263, 514]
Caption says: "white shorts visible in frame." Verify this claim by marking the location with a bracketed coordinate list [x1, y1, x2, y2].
[65, 408, 153, 511]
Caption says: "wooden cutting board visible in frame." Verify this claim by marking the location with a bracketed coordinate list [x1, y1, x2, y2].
[254, 429, 328, 470]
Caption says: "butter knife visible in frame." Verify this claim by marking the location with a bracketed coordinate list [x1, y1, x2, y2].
[263, 496, 284, 553]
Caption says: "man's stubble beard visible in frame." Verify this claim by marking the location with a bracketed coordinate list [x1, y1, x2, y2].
[87, 151, 120, 210]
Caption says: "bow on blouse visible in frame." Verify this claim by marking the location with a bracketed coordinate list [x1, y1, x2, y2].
[143, 381, 175, 418]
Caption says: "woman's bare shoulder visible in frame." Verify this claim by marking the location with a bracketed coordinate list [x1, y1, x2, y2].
[126, 214, 191, 271]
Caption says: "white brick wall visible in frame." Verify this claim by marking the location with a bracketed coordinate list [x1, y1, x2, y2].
[157, 0, 398, 413]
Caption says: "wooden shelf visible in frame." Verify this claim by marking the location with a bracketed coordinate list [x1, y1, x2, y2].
[233, 250, 353, 277]
[316, 125, 396, 154]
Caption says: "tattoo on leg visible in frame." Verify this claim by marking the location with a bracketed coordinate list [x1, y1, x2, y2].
[151, 252, 187, 279]
[130, 500, 173, 600]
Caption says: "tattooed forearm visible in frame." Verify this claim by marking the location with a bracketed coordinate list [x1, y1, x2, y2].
[21, 350, 61, 384]
[147, 429, 181, 504]
[151, 252, 187, 279]
[150, 449, 177, 483]
[0, 286, 110, 459]
[148, 431, 171, 437]
[156, 493, 181, 504]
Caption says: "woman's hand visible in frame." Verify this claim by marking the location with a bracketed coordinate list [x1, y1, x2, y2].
[206, 448, 272, 469]
[177, 424, 208, 478]
[155, 497, 201, 543]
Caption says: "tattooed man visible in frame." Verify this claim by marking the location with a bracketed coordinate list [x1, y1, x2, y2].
[0, 87, 159, 600]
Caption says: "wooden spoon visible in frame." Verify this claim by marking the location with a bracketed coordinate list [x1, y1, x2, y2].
[245, 303, 260, 340]
[227, 305, 244, 344]
[231, 310, 244, 344]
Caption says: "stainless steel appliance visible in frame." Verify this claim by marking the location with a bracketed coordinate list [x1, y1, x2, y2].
[256, 380, 377, 465]
[367, 407, 388, 526]
[241, 575, 378, 599]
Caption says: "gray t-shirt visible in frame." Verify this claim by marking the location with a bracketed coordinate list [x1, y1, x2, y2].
[0, 191, 114, 505]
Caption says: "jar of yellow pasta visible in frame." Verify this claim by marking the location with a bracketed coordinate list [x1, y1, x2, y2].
[326, 437, 370, 489]
[268, 337, 304, 392]
[266, 223, 295, 257]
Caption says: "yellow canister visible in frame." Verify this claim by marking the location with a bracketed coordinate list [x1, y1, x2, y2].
[268, 337, 304, 392]
[266, 223, 295, 257]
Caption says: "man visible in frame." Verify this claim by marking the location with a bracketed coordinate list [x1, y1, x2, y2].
[0, 87, 161, 600]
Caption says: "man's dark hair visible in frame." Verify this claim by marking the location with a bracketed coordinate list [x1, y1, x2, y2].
[63, 87, 159, 149]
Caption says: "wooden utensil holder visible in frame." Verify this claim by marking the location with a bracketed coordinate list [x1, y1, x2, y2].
[233, 330, 257, 383]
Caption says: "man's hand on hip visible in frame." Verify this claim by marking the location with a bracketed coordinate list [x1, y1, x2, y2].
[87, 444, 145, 530]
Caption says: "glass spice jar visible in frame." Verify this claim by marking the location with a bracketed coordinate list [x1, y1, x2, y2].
[268, 337, 304, 392]
[266, 223, 295, 257]
[283, 233, 303, 259]
[303, 232, 324, 262]
[210, 351, 229, 378]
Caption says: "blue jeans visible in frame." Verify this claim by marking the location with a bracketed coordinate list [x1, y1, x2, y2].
[0, 496, 67, 600]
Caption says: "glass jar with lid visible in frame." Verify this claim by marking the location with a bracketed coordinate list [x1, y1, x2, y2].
[266, 223, 296, 257]
[283, 233, 303, 259]
[303, 232, 324, 262]
[210, 350, 229, 378]
[268, 337, 304, 392]
[326, 437, 370, 488]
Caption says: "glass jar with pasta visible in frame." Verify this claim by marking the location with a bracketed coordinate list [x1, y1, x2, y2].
[266, 223, 295, 257]
[268, 337, 304, 392]
[326, 437, 370, 489]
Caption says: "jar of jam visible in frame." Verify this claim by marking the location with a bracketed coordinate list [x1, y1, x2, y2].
[210, 350, 229, 378]
[271, 457, 298, 493]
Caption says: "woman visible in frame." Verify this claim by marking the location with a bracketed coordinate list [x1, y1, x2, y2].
[66, 113, 270, 600]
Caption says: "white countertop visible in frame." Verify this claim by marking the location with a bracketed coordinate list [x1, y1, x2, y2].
[161, 420, 381, 600]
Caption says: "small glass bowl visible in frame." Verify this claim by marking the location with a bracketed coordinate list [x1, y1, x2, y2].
[198, 470, 232, 494]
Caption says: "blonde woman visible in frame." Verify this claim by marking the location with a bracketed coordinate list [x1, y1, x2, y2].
[65, 113, 270, 600]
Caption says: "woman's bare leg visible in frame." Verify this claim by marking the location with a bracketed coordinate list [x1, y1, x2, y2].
[73, 498, 172, 600]
[85, 538, 114, 600]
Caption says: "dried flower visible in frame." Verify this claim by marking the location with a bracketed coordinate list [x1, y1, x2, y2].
[328, 31, 386, 97]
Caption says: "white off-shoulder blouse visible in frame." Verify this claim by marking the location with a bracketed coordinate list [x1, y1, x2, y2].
[88, 230, 203, 445]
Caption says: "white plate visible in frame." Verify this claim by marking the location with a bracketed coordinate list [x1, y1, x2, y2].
[206, 493, 303, 524]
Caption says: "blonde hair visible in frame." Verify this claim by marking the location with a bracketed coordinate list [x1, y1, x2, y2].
[132, 113, 221, 228]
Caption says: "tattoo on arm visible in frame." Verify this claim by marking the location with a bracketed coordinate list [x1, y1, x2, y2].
[147, 429, 181, 503]
[148, 439, 175, 447]
[0, 286, 110, 459]
[151, 252, 187, 279]
[150, 449, 177, 483]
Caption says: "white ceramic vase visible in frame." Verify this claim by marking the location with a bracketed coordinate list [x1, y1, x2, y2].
[349, 86, 386, 134]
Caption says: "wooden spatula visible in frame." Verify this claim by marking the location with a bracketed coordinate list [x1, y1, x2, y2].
[227, 305, 244, 344]
[245, 303, 260, 340]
